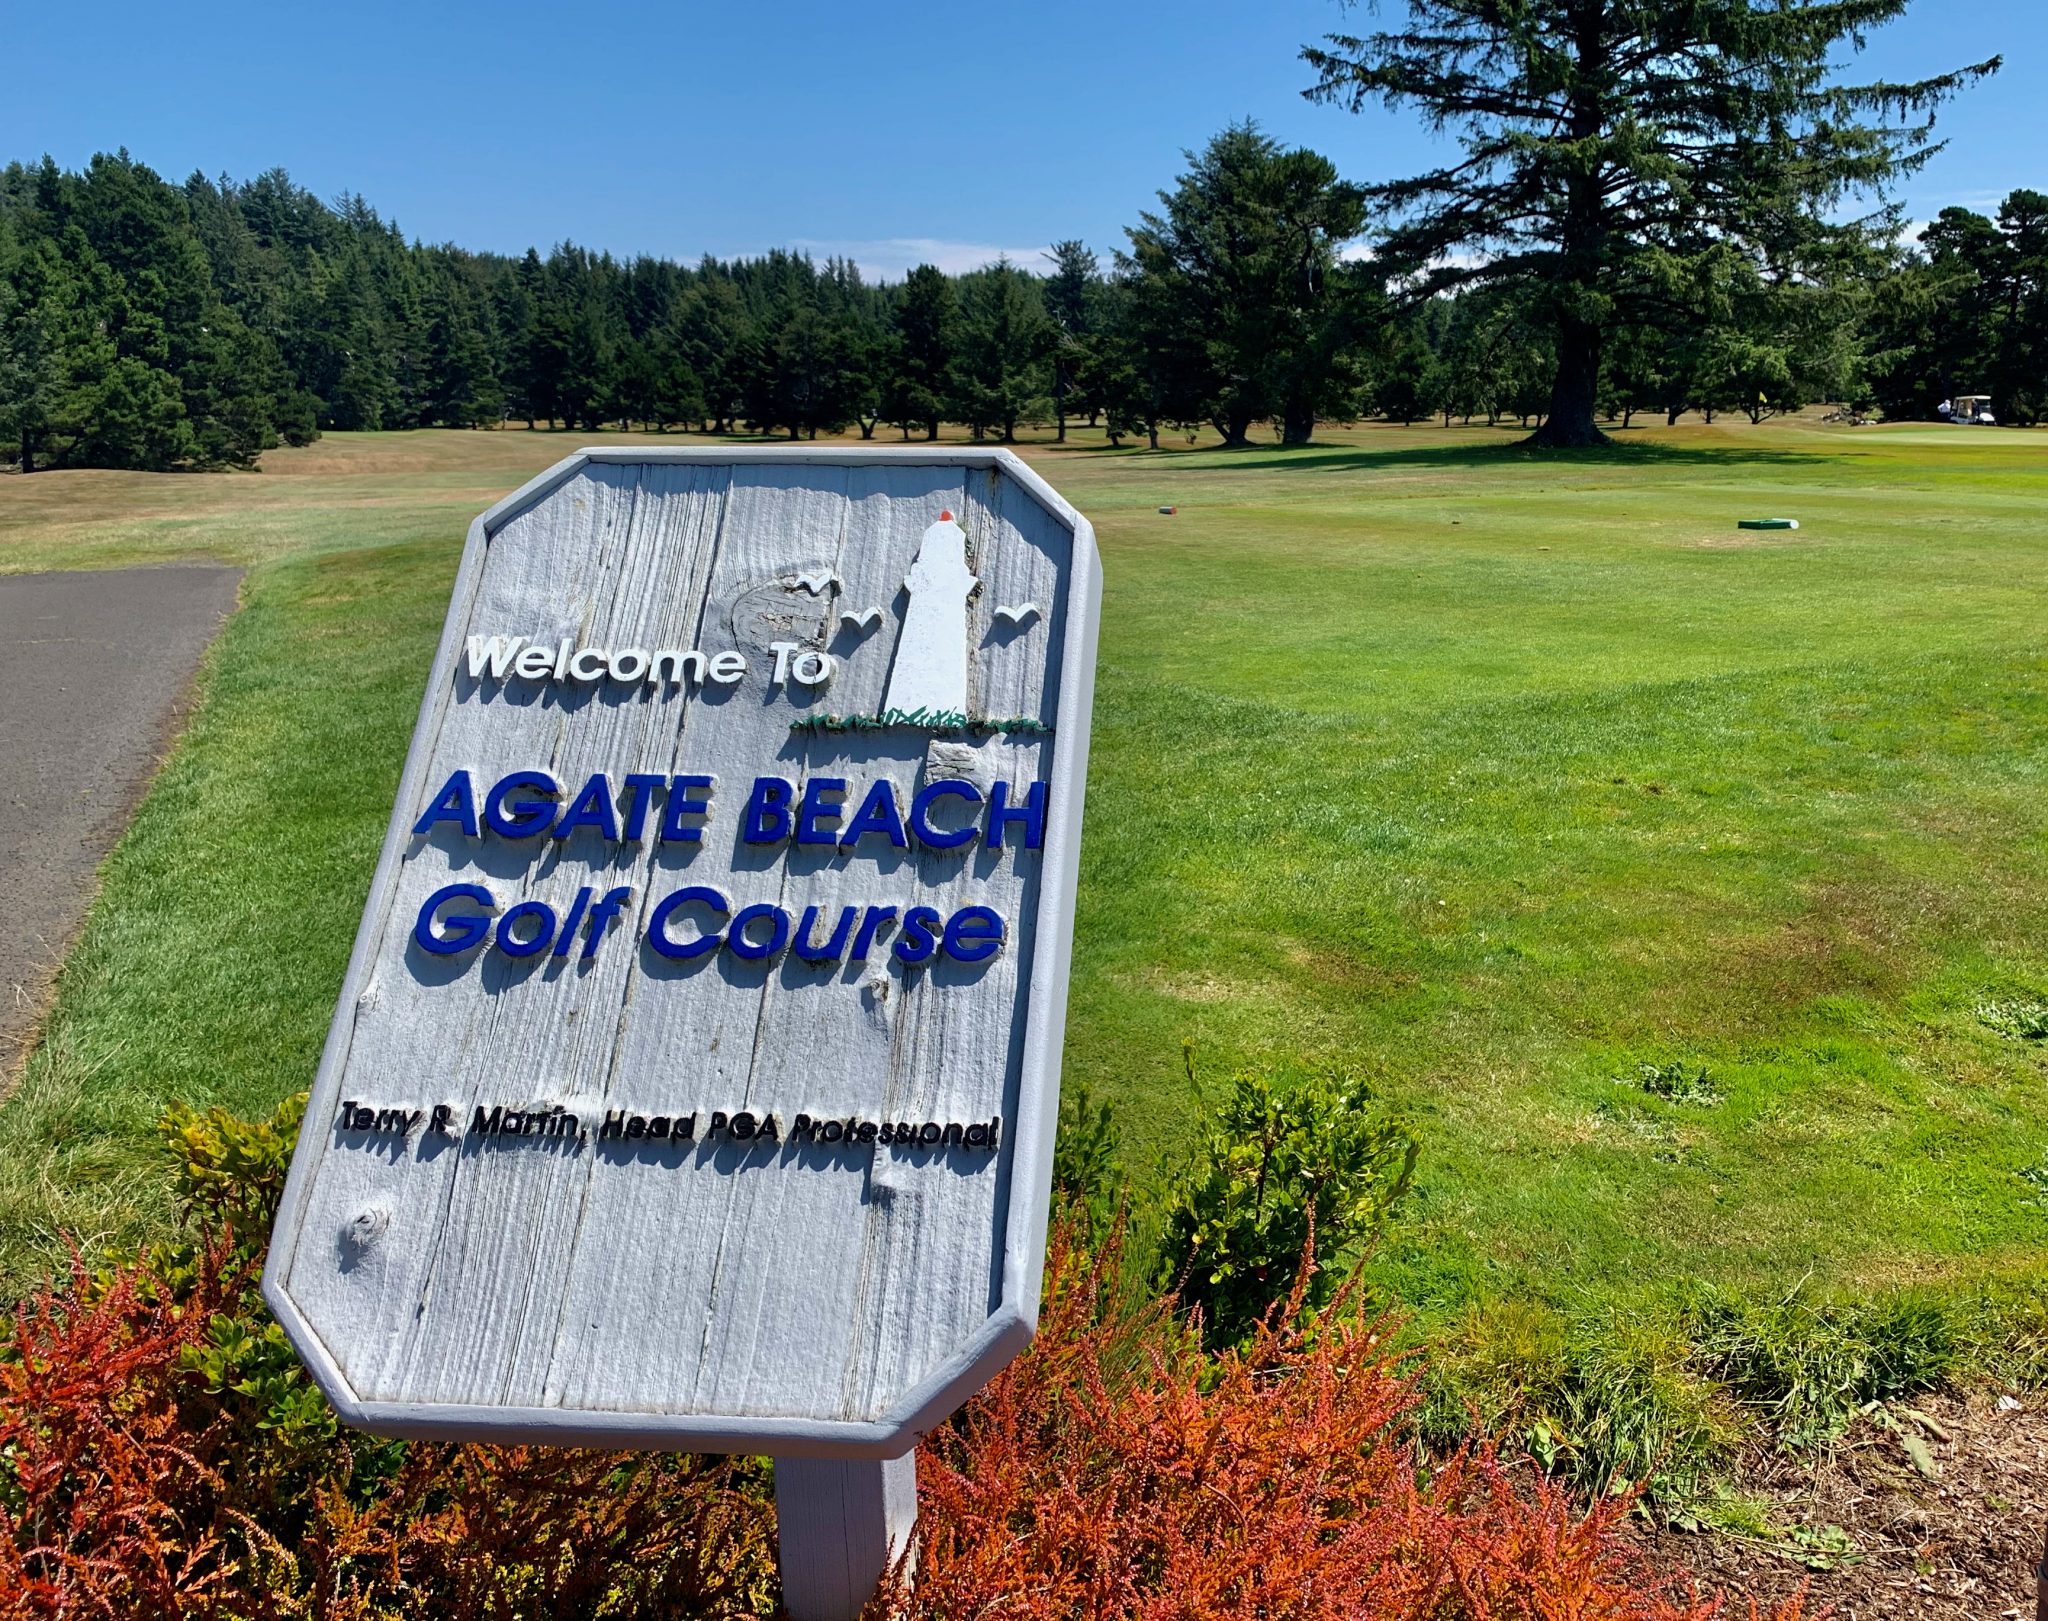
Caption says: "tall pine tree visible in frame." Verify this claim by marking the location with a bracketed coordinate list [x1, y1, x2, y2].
[1305, 0, 1995, 446]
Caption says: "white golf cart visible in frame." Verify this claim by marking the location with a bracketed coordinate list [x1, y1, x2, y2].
[1938, 394, 1998, 425]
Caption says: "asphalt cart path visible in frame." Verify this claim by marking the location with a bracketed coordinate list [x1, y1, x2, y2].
[0, 565, 241, 1078]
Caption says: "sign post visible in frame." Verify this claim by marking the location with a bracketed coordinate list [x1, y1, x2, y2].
[264, 447, 1099, 1618]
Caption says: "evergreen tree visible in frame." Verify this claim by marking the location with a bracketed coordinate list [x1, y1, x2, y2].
[323, 250, 398, 431]
[1306, 0, 1995, 447]
[819, 257, 886, 439]
[648, 339, 706, 430]
[675, 268, 749, 433]
[497, 251, 543, 426]
[888, 263, 955, 440]
[0, 230, 69, 471]
[1991, 190, 2048, 424]
[1367, 315, 1432, 425]
[1124, 124, 1369, 445]
[1074, 273, 1149, 448]
[559, 301, 618, 430]
[1043, 239, 1097, 441]
[423, 263, 502, 428]
[948, 259, 1051, 443]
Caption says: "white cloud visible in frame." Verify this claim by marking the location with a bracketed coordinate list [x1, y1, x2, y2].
[789, 237, 1054, 280]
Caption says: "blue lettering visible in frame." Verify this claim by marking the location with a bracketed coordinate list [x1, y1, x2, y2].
[942, 905, 1007, 963]
[554, 776, 620, 842]
[551, 887, 592, 956]
[909, 779, 981, 848]
[985, 780, 1047, 850]
[414, 882, 493, 955]
[728, 903, 791, 961]
[793, 903, 857, 964]
[894, 904, 943, 965]
[660, 774, 715, 843]
[495, 899, 557, 958]
[484, 770, 560, 839]
[412, 770, 479, 838]
[581, 885, 633, 958]
[620, 772, 668, 841]
[742, 776, 796, 844]
[648, 885, 729, 960]
[796, 777, 848, 846]
[849, 904, 897, 961]
[840, 779, 908, 848]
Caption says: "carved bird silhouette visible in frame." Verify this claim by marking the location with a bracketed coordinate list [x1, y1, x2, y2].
[992, 602, 1042, 629]
[794, 570, 838, 596]
[837, 605, 885, 635]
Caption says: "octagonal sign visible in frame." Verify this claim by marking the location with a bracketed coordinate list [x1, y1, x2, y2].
[264, 446, 1099, 1457]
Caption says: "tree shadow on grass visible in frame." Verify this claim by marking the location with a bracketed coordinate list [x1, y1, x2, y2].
[1063, 433, 1844, 473]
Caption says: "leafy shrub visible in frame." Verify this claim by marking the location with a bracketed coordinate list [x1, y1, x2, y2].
[1156, 1059, 1417, 1347]
[158, 1093, 304, 1243]
[1960, 1279, 2048, 1389]
[1051, 1079, 1123, 1245]
[0, 1095, 780, 1619]
[1976, 996, 2048, 1039]
[1424, 1300, 1737, 1505]
[1429, 1283, 1970, 1515]
[1551, 1313, 1737, 1501]
[0, 1246, 782, 1615]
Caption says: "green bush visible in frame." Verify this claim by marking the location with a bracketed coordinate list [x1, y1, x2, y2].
[1051, 1080, 1123, 1247]
[1155, 1059, 1416, 1348]
[1427, 1280, 1977, 1515]
[158, 1090, 304, 1255]
[1954, 1279, 2048, 1390]
[1552, 1312, 1736, 1500]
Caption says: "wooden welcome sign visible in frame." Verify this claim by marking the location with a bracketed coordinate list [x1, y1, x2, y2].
[264, 447, 1100, 1617]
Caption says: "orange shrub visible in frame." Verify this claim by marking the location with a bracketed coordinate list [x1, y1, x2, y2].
[890, 1230, 1805, 1621]
[0, 1246, 777, 1619]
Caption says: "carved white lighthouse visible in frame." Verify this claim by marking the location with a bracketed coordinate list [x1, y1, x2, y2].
[885, 509, 978, 718]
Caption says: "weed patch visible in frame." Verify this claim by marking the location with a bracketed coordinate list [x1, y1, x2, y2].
[1626, 1062, 1724, 1106]
[1688, 1285, 1956, 1449]
[1977, 996, 2048, 1039]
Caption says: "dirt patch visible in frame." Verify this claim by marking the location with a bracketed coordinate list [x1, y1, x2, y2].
[1628, 1391, 2048, 1618]
[1145, 966, 1282, 1005]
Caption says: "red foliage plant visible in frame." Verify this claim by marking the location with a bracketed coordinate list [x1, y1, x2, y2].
[885, 1226, 1808, 1621]
[0, 1179, 1801, 1618]
[0, 1243, 777, 1620]
[0, 1253, 237, 1617]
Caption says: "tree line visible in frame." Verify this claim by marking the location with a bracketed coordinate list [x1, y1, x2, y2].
[1, 127, 2042, 471]
[0, 130, 1377, 471]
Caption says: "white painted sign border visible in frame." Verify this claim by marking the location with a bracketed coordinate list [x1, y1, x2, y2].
[261, 445, 1101, 1459]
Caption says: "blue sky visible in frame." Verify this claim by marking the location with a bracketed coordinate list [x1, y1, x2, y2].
[9, 1, 2038, 279]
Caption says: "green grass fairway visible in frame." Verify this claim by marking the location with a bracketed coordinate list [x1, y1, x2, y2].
[2, 418, 2045, 1324]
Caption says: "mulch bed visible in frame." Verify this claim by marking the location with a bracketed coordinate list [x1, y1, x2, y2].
[1627, 1391, 2048, 1618]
